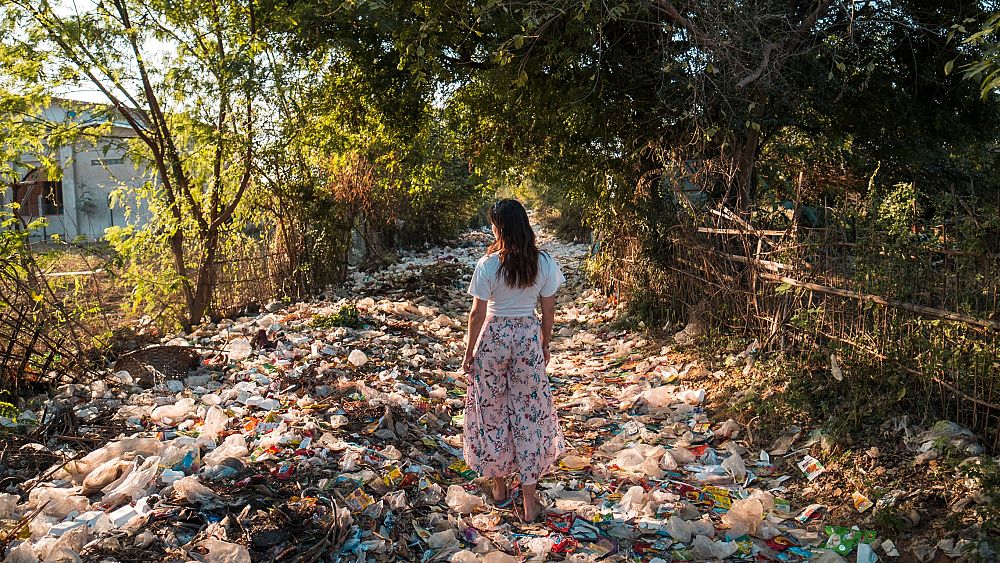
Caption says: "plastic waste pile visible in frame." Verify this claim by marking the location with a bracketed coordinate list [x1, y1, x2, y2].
[0, 225, 970, 562]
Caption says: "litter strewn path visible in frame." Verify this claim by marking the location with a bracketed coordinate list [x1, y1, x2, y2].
[0, 226, 991, 562]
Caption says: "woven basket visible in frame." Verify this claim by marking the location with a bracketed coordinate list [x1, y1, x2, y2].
[113, 345, 201, 386]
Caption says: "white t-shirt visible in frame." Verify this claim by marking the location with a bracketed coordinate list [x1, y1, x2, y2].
[467, 252, 565, 317]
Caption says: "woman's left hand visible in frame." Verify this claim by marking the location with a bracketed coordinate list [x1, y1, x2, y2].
[543, 347, 551, 367]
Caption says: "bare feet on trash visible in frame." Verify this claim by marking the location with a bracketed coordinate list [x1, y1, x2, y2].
[492, 477, 508, 502]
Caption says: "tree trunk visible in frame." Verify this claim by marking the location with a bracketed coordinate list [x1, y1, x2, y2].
[732, 128, 760, 212]
[186, 231, 219, 329]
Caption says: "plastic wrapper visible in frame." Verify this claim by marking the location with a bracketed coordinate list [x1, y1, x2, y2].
[203, 434, 248, 467]
[446, 485, 484, 514]
[691, 535, 738, 559]
[27, 487, 89, 520]
[201, 538, 252, 563]
[102, 455, 161, 507]
[201, 405, 230, 441]
[722, 498, 763, 538]
[172, 476, 218, 504]
[151, 398, 197, 422]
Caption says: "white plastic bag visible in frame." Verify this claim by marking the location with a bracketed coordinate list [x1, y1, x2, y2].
[203, 434, 248, 467]
[102, 455, 160, 507]
[201, 406, 230, 441]
[691, 535, 738, 559]
[151, 398, 196, 422]
[721, 451, 747, 482]
[172, 476, 218, 504]
[445, 485, 484, 514]
[721, 498, 763, 538]
[201, 538, 251, 563]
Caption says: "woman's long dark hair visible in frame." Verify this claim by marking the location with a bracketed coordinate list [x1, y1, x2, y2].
[487, 199, 540, 288]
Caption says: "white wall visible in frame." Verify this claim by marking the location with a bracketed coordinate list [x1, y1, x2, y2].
[3, 100, 154, 241]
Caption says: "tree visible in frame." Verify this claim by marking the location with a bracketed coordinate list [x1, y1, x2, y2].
[1, 0, 269, 328]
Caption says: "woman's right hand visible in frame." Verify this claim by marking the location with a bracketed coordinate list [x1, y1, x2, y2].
[463, 352, 475, 375]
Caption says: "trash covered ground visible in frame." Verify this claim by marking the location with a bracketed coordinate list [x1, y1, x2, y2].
[1, 226, 997, 562]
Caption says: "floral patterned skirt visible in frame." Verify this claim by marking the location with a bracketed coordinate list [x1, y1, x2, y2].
[463, 314, 565, 485]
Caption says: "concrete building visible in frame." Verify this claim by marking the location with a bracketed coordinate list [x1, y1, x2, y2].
[1, 99, 152, 240]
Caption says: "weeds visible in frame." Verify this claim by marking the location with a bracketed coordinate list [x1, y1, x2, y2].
[312, 304, 364, 329]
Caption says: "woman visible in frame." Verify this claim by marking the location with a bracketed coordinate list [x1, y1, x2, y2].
[462, 199, 566, 522]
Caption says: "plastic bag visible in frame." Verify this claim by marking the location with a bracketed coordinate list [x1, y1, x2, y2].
[446, 485, 484, 514]
[428, 528, 458, 549]
[151, 398, 196, 422]
[450, 550, 478, 563]
[82, 458, 133, 495]
[691, 535, 738, 559]
[102, 455, 161, 507]
[225, 338, 253, 361]
[675, 388, 705, 405]
[483, 552, 519, 563]
[666, 515, 694, 543]
[203, 434, 248, 467]
[28, 487, 88, 519]
[721, 498, 763, 538]
[721, 451, 747, 482]
[172, 476, 218, 504]
[201, 406, 230, 441]
[0, 493, 21, 519]
[61, 437, 164, 484]
[348, 349, 368, 367]
[201, 538, 251, 563]
[641, 386, 674, 408]
[3, 541, 39, 563]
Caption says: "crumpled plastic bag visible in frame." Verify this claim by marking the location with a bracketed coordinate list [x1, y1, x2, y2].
[721, 498, 763, 538]
[0, 493, 21, 519]
[60, 437, 164, 484]
[151, 397, 196, 422]
[200, 538, 251, 563]
[482, 552, 519, 563]
[27, 487, 88, 519]
[691, 535, 738, 559]
[102, 455, 161, 507]
[611, 445, 665, 479]
[666, 515, 694, 543]
[445, 485, 484, 514]
[201, 406, 230, 441]
[717, 418, 741, 439]
[641, 386, 674, 408]
[675, 388, 705, 405]
[82, 457, 133, 495]
[172, 476, 218, 504]
[450, 550, 478, 563]
[428, 528, 458, 549]
[203, 435, 248, 467]
[3, 541, 39, 563]
[721, 451, 747, 483]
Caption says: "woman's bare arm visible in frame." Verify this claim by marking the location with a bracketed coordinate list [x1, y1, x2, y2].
[463, 298, 488, 373]
[540, 295, 556, 366]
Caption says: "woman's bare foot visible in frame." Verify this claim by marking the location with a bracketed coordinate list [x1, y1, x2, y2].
[492, 477, 509, 502]
[521, 482, 543, 522]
